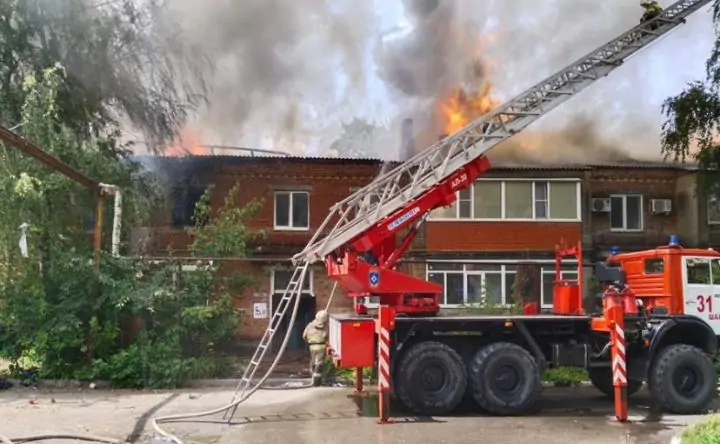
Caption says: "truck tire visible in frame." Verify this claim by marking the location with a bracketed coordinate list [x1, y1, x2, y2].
[395, 341, 467, 416]
[588, 368, 643, 398]
[648, 344, 717, 414]
[468, 342, 540, 415]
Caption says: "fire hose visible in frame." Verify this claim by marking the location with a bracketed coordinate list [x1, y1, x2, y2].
[0, 282, 339, 444]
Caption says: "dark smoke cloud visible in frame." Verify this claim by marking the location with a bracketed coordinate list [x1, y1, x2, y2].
[373, 0, 683, 164]
[162, 0, 378, 150]
[374, 0, 484, 98]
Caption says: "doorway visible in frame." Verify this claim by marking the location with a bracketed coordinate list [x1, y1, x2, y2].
[271, 293, 317, 352]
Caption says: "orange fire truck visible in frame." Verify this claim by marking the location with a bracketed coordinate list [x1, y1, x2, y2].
[225, 0, 717, 425]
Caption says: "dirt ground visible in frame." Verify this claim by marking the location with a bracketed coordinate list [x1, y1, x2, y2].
[0, 384, 715, 444]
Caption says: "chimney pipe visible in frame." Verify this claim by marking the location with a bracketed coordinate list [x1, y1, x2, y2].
[401, 118, 415, 161]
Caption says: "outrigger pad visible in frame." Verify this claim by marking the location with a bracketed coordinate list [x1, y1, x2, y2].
[594, 262, 626, 287]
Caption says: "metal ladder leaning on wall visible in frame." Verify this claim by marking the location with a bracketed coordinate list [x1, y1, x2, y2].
[224, 262, 309, 420]
[224, 0, 711, 422]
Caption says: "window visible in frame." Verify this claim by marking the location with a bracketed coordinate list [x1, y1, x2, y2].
[426, 261, 578, 307]
[534, 182, 549, 219]
[505, 182, 533, 219]
[430, 179, 580, 221]
[171, 186, 206, 227]
[272, 269, 313, 295]
[474, 181, 502, 218]
[708, 195, 720, 224]
[610, 194, 643, 231]
[274, 191, 309, 230]
[644, 258, 664, 274]
[686, 258, 712, 285]
[549, 182, 578, 219]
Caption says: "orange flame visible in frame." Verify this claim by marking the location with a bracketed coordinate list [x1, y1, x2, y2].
[163, 126, 208, 157]
[436, 81, 501, 135]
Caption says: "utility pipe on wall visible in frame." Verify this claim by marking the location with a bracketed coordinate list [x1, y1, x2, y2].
[99, 183, 122, 257]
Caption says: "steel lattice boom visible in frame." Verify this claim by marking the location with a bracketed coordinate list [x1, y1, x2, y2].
[292, 0, 710, 266]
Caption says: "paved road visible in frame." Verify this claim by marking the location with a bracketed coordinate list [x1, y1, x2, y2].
[0, 385, 715, 443]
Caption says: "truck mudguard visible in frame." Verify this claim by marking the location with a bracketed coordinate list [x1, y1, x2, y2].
[648, 316, 718, 360]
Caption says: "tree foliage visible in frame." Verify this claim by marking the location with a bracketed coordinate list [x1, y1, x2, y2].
[661, 2, 720, 187]
[0, 65, 252, 388]
[0, 0, 208, 147]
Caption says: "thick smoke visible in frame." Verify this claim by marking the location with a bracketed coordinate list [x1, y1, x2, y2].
[161, 0, 379, 153]
[374, 0, 713, 164]
[153, 0, 712, 162]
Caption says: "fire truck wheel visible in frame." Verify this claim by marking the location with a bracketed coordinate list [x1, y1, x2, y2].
[587, 368, 643, 398]
[649, 344, 717, 414]
[395, 341, 467, 416]
[469, 342, 540, 415]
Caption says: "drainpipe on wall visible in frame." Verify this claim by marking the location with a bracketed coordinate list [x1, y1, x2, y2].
[100, 183, 123, 257]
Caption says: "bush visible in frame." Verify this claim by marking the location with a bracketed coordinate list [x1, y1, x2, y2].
[0, 181, 258, 388]
[680, 414, 720, 444]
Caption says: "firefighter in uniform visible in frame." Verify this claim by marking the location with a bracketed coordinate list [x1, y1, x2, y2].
[641, 0, 663, 24]
[303, 309, 329, 387]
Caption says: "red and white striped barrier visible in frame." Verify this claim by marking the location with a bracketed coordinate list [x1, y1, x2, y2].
[612, 323, 627, 386]
[376, 305, 395, 424]
[378, 326, 391, 391]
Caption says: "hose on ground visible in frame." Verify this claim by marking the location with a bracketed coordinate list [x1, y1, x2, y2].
[1, 277, 338, 444]
[150, 268, 315, 444]
[1, 435, 121, 443]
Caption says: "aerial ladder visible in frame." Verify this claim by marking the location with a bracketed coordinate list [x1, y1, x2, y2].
[224, 0, 712, 422]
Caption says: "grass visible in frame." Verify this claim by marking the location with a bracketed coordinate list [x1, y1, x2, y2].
[542, 367, 589, 385]
[680, 414, 720, 444]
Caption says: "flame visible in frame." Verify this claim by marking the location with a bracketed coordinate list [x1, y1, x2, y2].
[434, 30, 501, 136]
[163, 126, 208, 157]
[437, 81, 501, 136]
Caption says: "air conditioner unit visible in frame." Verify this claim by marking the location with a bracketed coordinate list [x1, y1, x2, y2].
[591, 198, 611, 213]
[650, 198, 672, 215]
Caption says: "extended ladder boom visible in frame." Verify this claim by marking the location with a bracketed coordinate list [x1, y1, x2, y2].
[292, 0, 709, 266]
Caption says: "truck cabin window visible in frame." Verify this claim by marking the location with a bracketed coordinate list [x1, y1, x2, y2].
[686, 258, 712, 285]
[644, 258, 664, 274]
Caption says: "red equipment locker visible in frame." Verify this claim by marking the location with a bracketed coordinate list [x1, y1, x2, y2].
[328, 315, 375, 368]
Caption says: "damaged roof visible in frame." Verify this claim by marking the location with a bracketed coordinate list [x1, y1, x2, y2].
[131, 154, 699, 171]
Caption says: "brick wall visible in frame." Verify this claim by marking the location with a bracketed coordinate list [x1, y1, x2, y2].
[136, 156, 386, 344]
[217, 260, 354, 343]
[586, 167, 684, 249]
[425, 221, 582, 251]
[138, 157, 390, 255]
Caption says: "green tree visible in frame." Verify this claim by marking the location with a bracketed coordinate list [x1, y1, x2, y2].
[0, 0, 208, 146]
[661, 3, 720, 189]
[0, 65, 252, 388]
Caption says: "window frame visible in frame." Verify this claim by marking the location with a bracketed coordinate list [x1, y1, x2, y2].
[414, 260, 579, 309]
[269, 268, 314, 315]
[273, 190, 310, 231]
[707, 195, 720, 225]
[609, 194, 644, 232]
[428, 178, 581, 222]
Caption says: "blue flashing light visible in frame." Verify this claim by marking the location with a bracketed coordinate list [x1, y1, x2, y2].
[610, 246, 620, 256]
[669, 235, 679, 247]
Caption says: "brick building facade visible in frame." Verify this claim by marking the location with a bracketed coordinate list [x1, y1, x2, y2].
[134, 154, 709, 344]
[131, 156, 391, 348]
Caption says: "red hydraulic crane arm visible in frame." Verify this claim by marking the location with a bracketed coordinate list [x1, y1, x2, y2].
[326, 155, 491, 314]
[350, 156, 491, 256]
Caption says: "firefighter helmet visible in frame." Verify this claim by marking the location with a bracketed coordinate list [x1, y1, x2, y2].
[315, 310, 328, 325]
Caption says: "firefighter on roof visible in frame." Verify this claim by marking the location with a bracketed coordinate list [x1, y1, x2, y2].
[641, 0, 663, 23]
[303, 309, 329, 387]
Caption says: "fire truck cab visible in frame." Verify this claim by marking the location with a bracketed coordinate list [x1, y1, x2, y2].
[607, 237, 720, 332]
